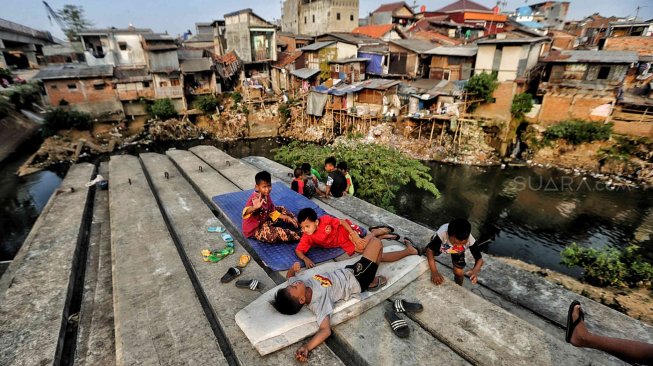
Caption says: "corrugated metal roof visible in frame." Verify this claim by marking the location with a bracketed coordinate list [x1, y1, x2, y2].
[543, 50, 639, 64]
[435, 0, 492, 13]
[114, 67, 151, 82]
[517, 21, 545, 29]
[476, 36, 549, 44]
[318, 33, 383, 46]
[390, 39, 436, 53]
[177, 49, 205, 60]
[425, 45, 477, 56]
[358, 44, 389, 54]
[180, 58, 212, 73]
[34, 65, 113, 80]
[329, 58, 371, 64]
[357, 78, 401, 90]
[373, 2, 411, 14]
[300, 41, 336, 51]
[290, 68, 321, 79]
[143, 34, 176, 41]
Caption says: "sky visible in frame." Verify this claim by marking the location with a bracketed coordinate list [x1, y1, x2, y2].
[2, 0, 653, 40]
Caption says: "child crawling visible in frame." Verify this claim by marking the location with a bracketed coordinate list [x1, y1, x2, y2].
[272, 236, 387, 362]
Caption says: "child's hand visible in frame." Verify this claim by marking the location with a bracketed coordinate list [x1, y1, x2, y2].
[252, 194, 264, 209]
[292, 262, 301, 273]
[295, 345, 309, 362]
[350, 232, 366, 248]
[466, 270, 479, 284]
[304, 258, 315, 268]
[431, 271, 444, 285]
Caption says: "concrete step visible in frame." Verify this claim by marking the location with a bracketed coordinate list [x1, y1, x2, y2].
[187, 146, 470, 364]
[140, 152, 343, 366]
[75, 162, 116, 365]
[0, 163, 95, 365]
[243, 156, 628, 365]
[108, 155, 225, 365]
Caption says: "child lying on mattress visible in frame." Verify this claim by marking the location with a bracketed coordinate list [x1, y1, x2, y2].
[272, 237, 388, 362]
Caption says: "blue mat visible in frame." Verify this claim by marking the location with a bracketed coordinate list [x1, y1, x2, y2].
[212, 182, 344, 271]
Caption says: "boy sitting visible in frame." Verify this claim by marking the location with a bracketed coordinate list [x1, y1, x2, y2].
[290, 167, 304, 195]
[242, 171, 300, 243]
[300, 162, 322, 198]
[324, 157, 347, 198]
[295, 208, 415, 268]
[336, 161, 354, 196]
[425, 218, 484, 286]
[272, 235, 388, 362]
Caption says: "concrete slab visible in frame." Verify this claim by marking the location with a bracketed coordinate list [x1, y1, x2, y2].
[108, 155, 225, 366]
[75, 162, 116, 365]
[190, 145, 273, 190]
[0, 163, 95, 366]
[139, 152, 344, 366]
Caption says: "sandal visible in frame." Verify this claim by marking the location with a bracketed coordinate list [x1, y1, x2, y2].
[565, 300, 584, 343]
[369, 225, 395, 233]
[367, 276, 387, 292]
[236, 279, 265, 291]
[208, 226, 226, 233]
[402, 237, 422, 256]
[384, 310, 409, 338]
[384, 233, 401, 241]
[393, 299, 424, 314]
[221, 267, 242, 283]
[237, 254, 251, 268]
[222, 233, 234, 242]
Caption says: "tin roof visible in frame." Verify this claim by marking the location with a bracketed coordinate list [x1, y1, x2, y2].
[372, 2, 412, 14]
[476, 36, 549, 45]
[435, 0, 492, 13]
[329, 58, 371, 64]
[300, 41, 336, 51]
[357, 78, 401, 90]
[34, 65, 114, 80]
[290, 68, 321, 79]
[180, 58, 212, 73]
[543, 50, 639, 64]
[425, 45, 477, 56]
[352, 24, 395, 39]
[390, 39, 436, 53]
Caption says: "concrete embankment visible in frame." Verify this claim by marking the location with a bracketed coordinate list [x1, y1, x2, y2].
[0, 110, 40, 164]
[3, 146, 652, 365]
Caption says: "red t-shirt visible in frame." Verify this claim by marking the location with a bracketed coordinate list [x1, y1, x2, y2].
[242, 191, 277, 238]
[296, 215, 355, 256]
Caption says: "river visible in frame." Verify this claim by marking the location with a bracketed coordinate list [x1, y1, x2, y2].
[1, 138, 652, 279]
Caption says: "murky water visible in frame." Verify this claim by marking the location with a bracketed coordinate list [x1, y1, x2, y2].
[2, 138, 652, 279]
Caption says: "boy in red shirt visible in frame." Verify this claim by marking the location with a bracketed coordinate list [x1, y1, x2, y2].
[295, 207, 418, 267]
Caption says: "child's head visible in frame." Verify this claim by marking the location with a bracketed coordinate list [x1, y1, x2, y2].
[336, 161, 348, 173]
[293, 167, 303, 179]
[324, 156, 337, 172]
[301, 162, 311, 175]
[272, 281, 306, 315]
[448, 218, 472, 244]
[297, 207, 318, 235]
[254, 171, 272, 196]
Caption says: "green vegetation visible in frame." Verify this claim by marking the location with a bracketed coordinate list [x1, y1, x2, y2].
[192, 95, 219, 114]
[42, 108, 92, 137]
[561, 243, 653, 288]
[274, 140, 440, 211]
[150, 98, 177, 120]
[57, 4, 92, 41]
[230, 92, 242, 104]
[8, 83, 40, 110]
[598, 135, 653, 163]
[543, 119, 612, 145]
[511, 93, 533, 120]
[465, 72, 498, 105]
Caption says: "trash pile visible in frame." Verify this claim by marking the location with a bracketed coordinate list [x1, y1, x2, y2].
[147, 118, 205, 141]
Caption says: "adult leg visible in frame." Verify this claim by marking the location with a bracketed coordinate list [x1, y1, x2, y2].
[570, 304, 653, 363]
[360, 236, 384, 264]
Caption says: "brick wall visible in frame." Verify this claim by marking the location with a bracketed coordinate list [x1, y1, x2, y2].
[538, 93, 613, 125]
[612, 121, 653, 138]
[603, 36, 653, 55]
[45, 78, 118, 106]
[472, 81, 516, 122]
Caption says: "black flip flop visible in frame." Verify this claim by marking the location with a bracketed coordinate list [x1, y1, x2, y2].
[384, 233, 401, 241]
[402, 237, 422, 256]
[221, 267, 242, 283]
[369, 225, 395, 233]
[393, 299, 424, 314]
[565, 300, 584, 343]
[384, 310, 409, 338]
[235, 279, 265, 291]
[367, 276, 387, 292]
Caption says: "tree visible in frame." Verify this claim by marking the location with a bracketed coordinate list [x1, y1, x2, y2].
[150, 98, 177, 120]
[57, 5, 92, 41]
[511, 93, 533, 120]
[42, 108, 92, 137]
[465, 72, 499, 104]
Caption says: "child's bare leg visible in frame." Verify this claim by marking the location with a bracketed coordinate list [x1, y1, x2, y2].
[453, 267, 465, 286]
[380, 243, 417, 262]
[570, 304, 653, 363]
[361, 236, 383, 264]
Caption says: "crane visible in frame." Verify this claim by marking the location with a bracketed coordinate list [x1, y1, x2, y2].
[43, 1, 66, 32]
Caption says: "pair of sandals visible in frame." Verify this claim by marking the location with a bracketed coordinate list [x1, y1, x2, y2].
[384, 299, 424, 338]
[220, 255, 265, 291]
[202, 243, 235, 263]
[369, 225, 400, 241]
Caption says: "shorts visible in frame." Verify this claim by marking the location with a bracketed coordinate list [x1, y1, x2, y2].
[345, 257, 378, 291]
[450, 252, 466, 269]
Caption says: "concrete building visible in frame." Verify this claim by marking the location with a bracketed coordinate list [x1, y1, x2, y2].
[0, 18, 59, 69]
[78, 27, 152, 68]
[142, 34, 185, 112]
[224, 9, 276, 64]
[474, 35, 549, 82]
[368, 2, 415, 28]
[281, 0, 359, 36]
[527, 1, 569, 30]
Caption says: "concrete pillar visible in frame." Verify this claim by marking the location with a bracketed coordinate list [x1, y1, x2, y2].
[24, 51, 38, 69]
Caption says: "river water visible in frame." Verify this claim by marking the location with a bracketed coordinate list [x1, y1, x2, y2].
[1, 138, 652, 279]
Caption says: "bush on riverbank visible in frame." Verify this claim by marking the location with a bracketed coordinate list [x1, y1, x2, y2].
[42, 108, 92, 137]
[8, 83, 40, 110]
[543, 120, 612, 145]
[274, 140, 440, 211]
[561, 243, 653, 288]
[193, 95, 219, 114]
[150, 98, 177, 120]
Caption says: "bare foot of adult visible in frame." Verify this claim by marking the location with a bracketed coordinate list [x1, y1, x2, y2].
[569, 304, 589, 347]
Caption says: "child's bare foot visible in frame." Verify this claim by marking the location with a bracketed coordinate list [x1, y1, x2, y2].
[569, 304, 589, 347]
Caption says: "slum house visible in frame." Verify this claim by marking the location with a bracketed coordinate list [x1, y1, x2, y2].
[538, 51, 647, 136]
[181, 22, 216, 52]
[113, 66, 155, 118]
[432, 0, 507, 35]
[354, 78, 402, 117]
[424, 45, 476, 80]
[214, 51, 243, 91]
[357, 44, 390, 77]
[409, 28, 462, 46]
[34, 64, 124, 121]
[78, 27, 152, 67]
[277, 32, 314, 52]
[299, 40, 357, 81]
[316, 32, 385, 50]
[42, 44, 85, 65]
[351, 24, 404, 42]
[472, 34, 549, 123]
[328, 58, 369, 83]
[409, 17, 484, 41]
[563, 14, 624, 48]
[270, 50, 304, 94]
[178, 49, 218, 104]
[368, 2, 416, 28]
[290, 67, 321, 93]
[602, 20, 653, 57]
[142, 34, 185, 112]
[388, 39, 436, 78]
[526, 1, 570, 30]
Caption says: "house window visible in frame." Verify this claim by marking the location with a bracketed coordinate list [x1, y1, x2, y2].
[143, 81, 150, 88]
[350, 14, 354, 21]
[118, 42, 128, 51]
[50, 84, 58, 89]
[93, 83, 106, 90]
[313, 15, 315, 23]
[159, 81, 169, 87]
[496, 23, 504, 28]
[67, 83, 77, 90]
[304, 16, 307, 24]
[443, 70, 451, 80]
[337, 13, 341, 20]
[597, 66, 611, 80]
[171, 79, 180, 86]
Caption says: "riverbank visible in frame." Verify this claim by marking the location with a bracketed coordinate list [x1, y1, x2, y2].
[0, 110, 39, 165]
